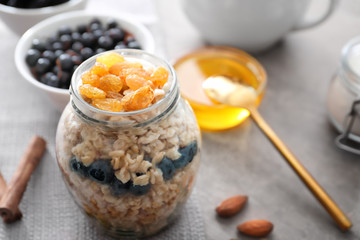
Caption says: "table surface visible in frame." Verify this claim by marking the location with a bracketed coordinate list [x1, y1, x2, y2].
[1, 0, 360, 239]
[156, 0, 360, 239]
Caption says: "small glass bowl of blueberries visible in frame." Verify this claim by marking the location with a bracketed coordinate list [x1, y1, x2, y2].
[0, 0, 88, 35]
[26, 18, 142, 90]
[15, 11, 154, 110]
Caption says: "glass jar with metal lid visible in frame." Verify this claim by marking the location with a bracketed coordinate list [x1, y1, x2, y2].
[327, 36, 360, 154]
[55, 49, 201, 238]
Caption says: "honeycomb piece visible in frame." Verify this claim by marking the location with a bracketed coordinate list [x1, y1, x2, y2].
[91, 98, 123, 112]
[121, 86, 154, 111]
[150, 66, 169, 88]
[106, 91, 123, 100]
[81, 71, 100, 88]
[79, 84, 106, 99]
[90, 62, 109, 77]
[96, 52, 125, 68]
[99, 74, 123, 92]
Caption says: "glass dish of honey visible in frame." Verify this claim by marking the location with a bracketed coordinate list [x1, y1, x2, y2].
[174, 46, 267, 131]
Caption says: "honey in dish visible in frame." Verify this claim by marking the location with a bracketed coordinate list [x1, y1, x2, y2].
[173, 47, 266, 131]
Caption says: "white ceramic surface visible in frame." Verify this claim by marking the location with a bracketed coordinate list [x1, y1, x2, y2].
[0, 0, 88, 36]
[181, 0, 338, 52]
[15, 11, 155, 111]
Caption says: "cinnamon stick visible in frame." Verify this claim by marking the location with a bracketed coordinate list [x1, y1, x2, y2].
[0, 172, 22, 223]
[0, 136, 46, 222]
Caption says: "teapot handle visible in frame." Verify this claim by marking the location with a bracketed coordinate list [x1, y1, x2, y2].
[293, 0, 339, 31]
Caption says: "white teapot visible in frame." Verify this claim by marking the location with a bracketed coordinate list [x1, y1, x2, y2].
[181, 0, 338, 52]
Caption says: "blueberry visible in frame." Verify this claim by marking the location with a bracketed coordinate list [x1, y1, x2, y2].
[32, 39, 48, 52]
[127, 40, 141, 49]
[35, 58, 51, 74]
[60, 34, 72, 50]
[89, 18, 101, 26]
[58, 25, 72, 36]
[71, 32, 82, 42]
[93, 29, 104, 39]
[107, 19, 117, 29]
[88, 160, 114, 184]
[72, 41, 84, 53]
[52, 65, 59, 75]
[40, 72, 53, 84]
[173, 141, 198, 169]
[107, 28, 125, 42]
[54, 49, 64, 58]
[77, 24, 87, 34]
[45, 72, 60, 87]
[81, 32, 96, 48]
[69, 157, 88, 177]
[157, 157, 175, 180]
[52, 41, 63, 51]
[57, 53, 73, 71]
[173, 156, 188, 169]
[59, 71, 71, 89]
[89, 23, 102, 32]
[73, 65, 79, 73]
[110, 178, 131, 196]
[71, 55, 82, 65]
[25, 49, 41, 67]
[115, 42, 127, 50]
[42, 50, 56, 64]
[65, 49, 77, 56]
[28, 0, 68, 8]
[98, 36, 114, 50]
[129, 183, 151, 196]
[80, 47, 94, 60]
[95, 48, 106, 54]
[7, 0, 27, 8]
[181, 141, 198, 163]
[46, 36, 58, 45]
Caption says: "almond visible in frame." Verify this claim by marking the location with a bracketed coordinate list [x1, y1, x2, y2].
[237, 219, 273, 237]
[215, 195, 248, 217]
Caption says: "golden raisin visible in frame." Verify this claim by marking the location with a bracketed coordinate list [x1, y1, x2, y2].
[81, 72, 100, 88]
[91, 98, 123, 112]
[79, 84, 106, 99]
[90, 62, 109, 77]
[150, 66, 168, 88]
[109, 62, 143, 76]
[106, 91, 123, 100]
[99, 74, 123, 92]
[124, 68, 150, 80]
[96, 52, 125, 68]
[121, 86, 154, 111]
[125, 74, 147, 91]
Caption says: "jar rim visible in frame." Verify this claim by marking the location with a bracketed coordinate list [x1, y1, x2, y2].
[70, 49, 177, 118]
[341, 36, 360, 91]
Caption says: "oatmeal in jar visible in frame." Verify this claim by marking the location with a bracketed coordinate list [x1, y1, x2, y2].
[55, 50, 201, 238]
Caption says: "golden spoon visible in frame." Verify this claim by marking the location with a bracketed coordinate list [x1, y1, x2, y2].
[203, 76, 352, 231]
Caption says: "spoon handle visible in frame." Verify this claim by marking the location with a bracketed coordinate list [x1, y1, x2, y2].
[248, 107, 352, 231]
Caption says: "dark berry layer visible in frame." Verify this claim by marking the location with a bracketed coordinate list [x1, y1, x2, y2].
[69, 141, 198, 197]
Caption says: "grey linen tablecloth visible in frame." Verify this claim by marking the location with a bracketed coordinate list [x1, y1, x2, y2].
[0, 1, 206, 239]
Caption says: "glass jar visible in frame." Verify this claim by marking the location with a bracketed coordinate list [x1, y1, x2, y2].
[327, 37, 360, 154]
[55, 49, 201, 238]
